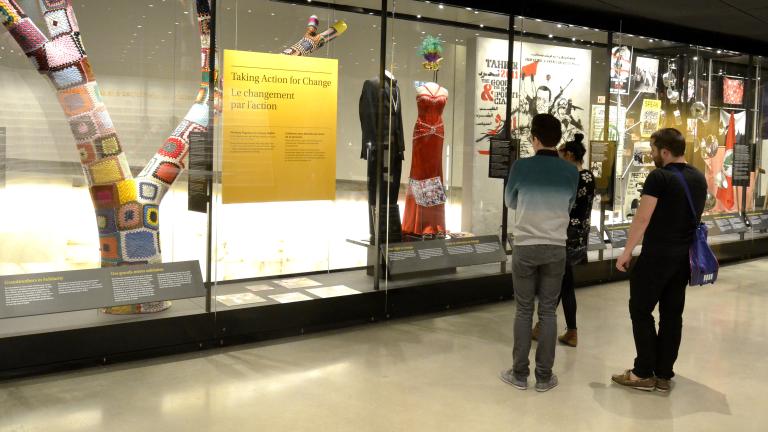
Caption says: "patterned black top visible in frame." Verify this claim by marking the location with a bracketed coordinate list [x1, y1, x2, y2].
[566, 169, 596, 264]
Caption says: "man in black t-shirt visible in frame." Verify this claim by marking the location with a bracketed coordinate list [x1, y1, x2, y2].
[612, 128, 707, 392]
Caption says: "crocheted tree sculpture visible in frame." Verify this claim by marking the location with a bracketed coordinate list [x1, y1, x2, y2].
[0, 0, 216, 314]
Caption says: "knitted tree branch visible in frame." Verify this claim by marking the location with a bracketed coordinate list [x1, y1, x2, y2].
[282, 15, 347, 56]
[0, 0, 215, 314]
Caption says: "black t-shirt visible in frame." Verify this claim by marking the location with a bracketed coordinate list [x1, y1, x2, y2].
[641, 163, 707, 256]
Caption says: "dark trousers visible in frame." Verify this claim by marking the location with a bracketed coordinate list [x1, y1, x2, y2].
[558, 262, 577, 330]
[629, 252, 689, 379]
[367, 155, 402, 242]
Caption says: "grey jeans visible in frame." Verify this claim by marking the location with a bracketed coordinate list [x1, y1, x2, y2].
[512, 244, 566, 382]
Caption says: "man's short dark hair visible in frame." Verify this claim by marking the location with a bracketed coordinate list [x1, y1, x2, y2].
[651, 128, 686, 157]
[530, 114, 562, 147]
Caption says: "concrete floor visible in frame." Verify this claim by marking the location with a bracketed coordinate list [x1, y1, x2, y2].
[1, 259, 767, 432]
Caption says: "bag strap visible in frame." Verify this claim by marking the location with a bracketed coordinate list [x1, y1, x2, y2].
[668, 165, 700, 227]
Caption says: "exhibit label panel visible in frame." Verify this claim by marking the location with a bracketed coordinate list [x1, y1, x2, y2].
[222, 50, 338, 203]
[0, 261, 205, 319]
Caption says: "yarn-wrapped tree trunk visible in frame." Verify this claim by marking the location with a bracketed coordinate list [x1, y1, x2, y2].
[0, 0, 215, 314]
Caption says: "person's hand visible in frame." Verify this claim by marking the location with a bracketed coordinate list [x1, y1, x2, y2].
[616, 251, 632, 272]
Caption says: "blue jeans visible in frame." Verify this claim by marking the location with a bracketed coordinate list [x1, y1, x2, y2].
[512, 244, 566, 382]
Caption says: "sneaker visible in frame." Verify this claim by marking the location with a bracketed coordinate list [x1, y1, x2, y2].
[655, 378, 671, 393]
[500, 368, 528, 390]
[535, 374, 559, 392]
[532, 321, 541, 341]
[611, 369, 656, 391]
[558, 329, 578, 347]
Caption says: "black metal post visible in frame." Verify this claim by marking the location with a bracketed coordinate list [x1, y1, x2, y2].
[500, 11, 515, 273]
[600, 31, 613, 261]
[742, 54, 755, 229]
[373, 0, 387, 290]
[205, 0, 217, 313]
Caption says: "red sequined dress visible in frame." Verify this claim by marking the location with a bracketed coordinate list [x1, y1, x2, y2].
[402, 84, 448, 236]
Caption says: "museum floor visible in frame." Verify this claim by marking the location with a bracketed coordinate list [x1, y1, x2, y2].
[2, 259, 767, 431]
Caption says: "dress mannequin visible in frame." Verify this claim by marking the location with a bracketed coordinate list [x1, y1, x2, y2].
[402, 82, 449, 237]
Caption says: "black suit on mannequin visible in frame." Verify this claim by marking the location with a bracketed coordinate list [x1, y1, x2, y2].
[359, 75, 404, 243]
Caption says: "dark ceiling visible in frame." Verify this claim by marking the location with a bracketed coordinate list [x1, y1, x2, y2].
[444, 0, 768, 56]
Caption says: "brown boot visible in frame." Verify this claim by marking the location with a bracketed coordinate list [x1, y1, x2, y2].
[532, 321, 541, 341]
[558, 329, 577, 347]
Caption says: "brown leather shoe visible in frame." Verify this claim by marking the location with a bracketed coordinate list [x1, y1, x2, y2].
[532, 321, 540, 341]
[558, 329, 577, 347]
[655, 378, 671, 393]
[611, 369, 656, 391]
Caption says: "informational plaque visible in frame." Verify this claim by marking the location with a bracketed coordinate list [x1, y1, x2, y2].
[710, 213, 748, 235]
[488, 138, 516, 179]
[188, 131, 213, 213]
[0, 261, 205, 319]
[745, 211, 768, 231]
[589, 140, 617, 203]
[587, 226, 606, 251]
[732, 134, 752, 187]
[385, 235, 506, 275]
[604, 224, 631, 248]
[222, 50, 338, 203]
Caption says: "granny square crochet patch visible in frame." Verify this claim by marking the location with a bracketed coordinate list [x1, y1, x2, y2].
[95, 134, 121, 157]
[121, 229, 158, 260]
[46, 34, 84, 69]
[116, 179, 137, 205]
[117, 202, 143, 230]
[90, 184, 118, 208]
[138, 181, 159, 202]
[69, 112, 97, 141]
[152, 161, 181, 184]
[42, 0, 67, 9]
[0, 2, 22, 27]
[10, 18, 46, 53]
[99, 233, 121, 261]
[159, 137, 186, 159]
[44, 8, 71, 38]
[96, 209, 117, 234]
[184, 103, 209, 127]
[87, 156, 125, 185]
[58, 86, 93, 117]
[143, 205, 159, 230]
[77, 142, 96, 164]
[50, 64, 85, 89]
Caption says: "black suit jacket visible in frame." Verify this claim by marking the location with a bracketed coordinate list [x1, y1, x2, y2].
[359, 76, 405, 160]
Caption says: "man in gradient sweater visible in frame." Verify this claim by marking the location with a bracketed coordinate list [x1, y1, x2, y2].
[500, 114, 578, 392]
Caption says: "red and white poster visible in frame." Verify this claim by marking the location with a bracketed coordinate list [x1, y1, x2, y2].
[466, 37, 592, 234]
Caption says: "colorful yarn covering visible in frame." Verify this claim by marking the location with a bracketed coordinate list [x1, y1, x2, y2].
[282, 15, 348, 56]
[0, 0, 216, 314]
[419, 35, 443, 71]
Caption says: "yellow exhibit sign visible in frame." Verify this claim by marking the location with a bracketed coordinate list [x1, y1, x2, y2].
[222, 50, 338, 203]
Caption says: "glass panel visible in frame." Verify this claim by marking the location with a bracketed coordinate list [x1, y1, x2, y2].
[0, 1, 209, 335]
[514, 17, 612, 274]
[381, 2, 511, 293]
[211, 0, 383, 312]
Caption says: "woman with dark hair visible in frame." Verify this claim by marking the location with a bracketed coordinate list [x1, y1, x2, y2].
[532, 133, 595, 347]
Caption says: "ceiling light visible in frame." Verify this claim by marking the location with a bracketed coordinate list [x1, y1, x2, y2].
[417, 14, 421, 18]
[548, 34, 553, 38]
[557, 24, 562, 28]
[438, 4, 444, 9]
[480, 24, 484, 28]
